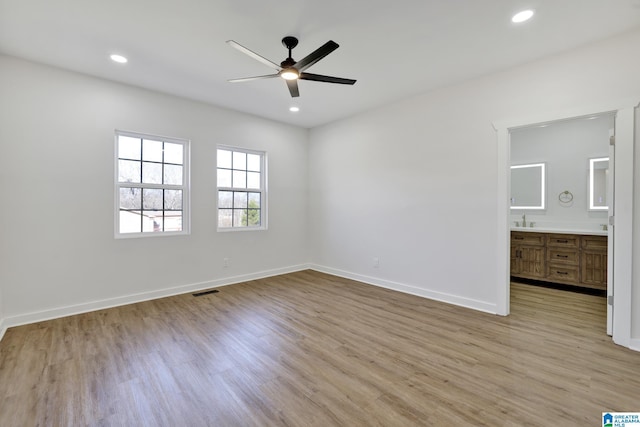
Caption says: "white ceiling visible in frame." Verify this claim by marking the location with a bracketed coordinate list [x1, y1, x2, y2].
[2, 0, 640, 128]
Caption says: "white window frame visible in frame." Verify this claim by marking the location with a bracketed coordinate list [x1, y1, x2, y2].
[115, 130, 190, 238]
[216, 145, 267, 231]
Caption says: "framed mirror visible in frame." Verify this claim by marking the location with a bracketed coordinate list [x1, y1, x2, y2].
[589, 157, 609, 210]
[510, 163, 546, 210]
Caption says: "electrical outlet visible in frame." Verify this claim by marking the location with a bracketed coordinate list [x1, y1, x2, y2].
[223, 257, 230, 268]
[373, 257, 379, 268]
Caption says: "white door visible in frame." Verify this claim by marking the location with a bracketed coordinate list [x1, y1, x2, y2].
[606, 128, 615, 336]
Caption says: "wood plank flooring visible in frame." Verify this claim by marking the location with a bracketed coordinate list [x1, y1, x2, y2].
[1, 270, 638, 426]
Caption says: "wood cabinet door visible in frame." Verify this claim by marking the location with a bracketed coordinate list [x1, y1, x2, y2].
[519, 246, 545, 279]
[581, 250, 607, 288]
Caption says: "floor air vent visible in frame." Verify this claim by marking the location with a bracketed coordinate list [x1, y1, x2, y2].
[193, 289, 220, 297]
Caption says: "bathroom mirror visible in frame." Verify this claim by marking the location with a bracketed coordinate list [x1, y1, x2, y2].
[589, 157, 609, 210]
[510, 163, 546, 210]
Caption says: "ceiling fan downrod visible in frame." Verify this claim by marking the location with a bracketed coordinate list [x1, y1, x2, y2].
[281, 36, 299, 60]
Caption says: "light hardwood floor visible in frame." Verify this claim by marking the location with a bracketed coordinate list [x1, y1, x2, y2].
[1, 270, 638, 426]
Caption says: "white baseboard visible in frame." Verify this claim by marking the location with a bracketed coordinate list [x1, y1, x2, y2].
[309, 264, 497, 314]
[1, 264, 311, 332]
[630, 339, 640, 352]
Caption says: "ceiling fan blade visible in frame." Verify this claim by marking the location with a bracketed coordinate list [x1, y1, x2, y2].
[286, 79, 300, 97]
[299, 72, 356, 85]
[228, 74, 280, 83]
[227, 40, 281, 71]
[294, 40, 339, 71]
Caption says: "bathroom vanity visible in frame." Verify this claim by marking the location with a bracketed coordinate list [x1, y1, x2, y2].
[510, 229, 607, 290]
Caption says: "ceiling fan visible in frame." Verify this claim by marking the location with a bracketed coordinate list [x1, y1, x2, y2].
[226, 36, 356, 98]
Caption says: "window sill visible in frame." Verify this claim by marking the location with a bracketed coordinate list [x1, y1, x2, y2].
[217, 226, 267, 233]
[115, 230, 190, 239]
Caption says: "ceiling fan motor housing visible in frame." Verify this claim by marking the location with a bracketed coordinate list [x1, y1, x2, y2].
[282, 36, 299, 50]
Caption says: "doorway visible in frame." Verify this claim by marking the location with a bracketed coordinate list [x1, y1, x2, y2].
[494, 101, 637, 349]
[508, 113, 613, 333]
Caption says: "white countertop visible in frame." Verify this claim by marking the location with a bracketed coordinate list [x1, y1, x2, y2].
[510, 227, 607, 236]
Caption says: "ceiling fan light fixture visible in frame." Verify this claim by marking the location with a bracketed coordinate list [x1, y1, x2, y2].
[280, 68, 299, 80]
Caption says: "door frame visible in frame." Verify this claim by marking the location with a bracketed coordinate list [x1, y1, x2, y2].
[494, 98, 638, 349]
[607, 128, 615, 336]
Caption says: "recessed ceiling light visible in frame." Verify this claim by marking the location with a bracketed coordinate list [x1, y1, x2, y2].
[110, 54, 128, 64]
[289, 106, 300, 112]
[512, 9, 534, 23]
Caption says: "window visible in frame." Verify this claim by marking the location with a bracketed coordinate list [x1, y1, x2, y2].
[115, 130, 189, 237]
[217, 146, 266, 230]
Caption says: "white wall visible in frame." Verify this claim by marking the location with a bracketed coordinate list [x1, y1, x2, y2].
[308, 28, 640, 328]
[510, 115, 611, 228]
[0, 55, 309, 325]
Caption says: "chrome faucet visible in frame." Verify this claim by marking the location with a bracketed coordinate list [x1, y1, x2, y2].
[522, 214, 526, 228]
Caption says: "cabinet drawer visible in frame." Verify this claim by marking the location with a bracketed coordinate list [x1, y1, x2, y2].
[582, 235, 607, 251]
[511, 232, 545, 246]
[547, 265, 580, 282]
[547, 248, 579, 265]
[547, 234, 580, 248]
